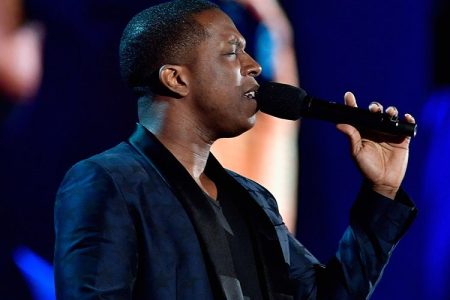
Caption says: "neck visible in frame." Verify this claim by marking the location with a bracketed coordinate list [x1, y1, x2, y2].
[140, 101, 214, 181]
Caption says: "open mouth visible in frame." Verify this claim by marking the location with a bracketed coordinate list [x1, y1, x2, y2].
[244, 90, 256, 99]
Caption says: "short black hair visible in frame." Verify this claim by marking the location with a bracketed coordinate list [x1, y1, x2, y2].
[119, 0, 219, 94]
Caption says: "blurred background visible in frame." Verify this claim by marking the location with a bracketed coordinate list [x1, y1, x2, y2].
[1, 0, 449, 299]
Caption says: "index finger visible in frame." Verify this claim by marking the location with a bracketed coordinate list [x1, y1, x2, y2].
[344, 92, 357, 107]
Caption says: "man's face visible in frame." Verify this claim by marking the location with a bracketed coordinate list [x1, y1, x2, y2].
[186, 8, 262, 139]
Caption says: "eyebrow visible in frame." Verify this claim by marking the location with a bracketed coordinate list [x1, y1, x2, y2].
[228, 37, 246, 49]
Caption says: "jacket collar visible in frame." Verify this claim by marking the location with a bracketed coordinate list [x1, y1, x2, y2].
[129, 123, 242, 299]
[128, 123, 291, 299]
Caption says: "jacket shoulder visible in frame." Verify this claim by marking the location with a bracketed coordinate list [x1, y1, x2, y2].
[83, 142, 142, 172]
[59, 142, 154, 196]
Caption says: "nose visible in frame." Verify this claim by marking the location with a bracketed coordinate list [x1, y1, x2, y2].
[241, 53, 262, 77]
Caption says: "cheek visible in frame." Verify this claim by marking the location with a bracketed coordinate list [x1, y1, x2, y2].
[213, 60, 243, 86]
[233, 69, 242, 86]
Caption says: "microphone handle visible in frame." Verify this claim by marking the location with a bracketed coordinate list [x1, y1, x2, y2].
[302, 96, 417, 137]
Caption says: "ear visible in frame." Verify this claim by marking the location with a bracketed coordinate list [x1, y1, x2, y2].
[158, 65, 190, 97]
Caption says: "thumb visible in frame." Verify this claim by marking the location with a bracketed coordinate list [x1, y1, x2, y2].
[336, 123, 362, 151]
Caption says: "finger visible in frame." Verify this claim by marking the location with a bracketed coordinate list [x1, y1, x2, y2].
[385, 106, 399, 121]
[344, 92, 357, 107]
[336, 123, 362, 155]
[369, 101, 383, 113]
[404, 113, 416, 124]
[336, 123, 357, 136]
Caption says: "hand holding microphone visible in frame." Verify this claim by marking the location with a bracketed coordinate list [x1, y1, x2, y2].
[256, 81, 416, 199]
[256, 82, 417, 138]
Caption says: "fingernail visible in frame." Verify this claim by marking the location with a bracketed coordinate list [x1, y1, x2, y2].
[405, 113, 416, 123]
[369, 102, 381, 111]
[386, 106, 398, 113]
[386, 107, 399, 121]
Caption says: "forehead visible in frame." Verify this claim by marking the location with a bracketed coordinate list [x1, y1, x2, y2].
[194, 9, 245, 46]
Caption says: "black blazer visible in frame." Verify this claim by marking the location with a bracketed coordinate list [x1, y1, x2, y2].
[54, 124, 417, 300]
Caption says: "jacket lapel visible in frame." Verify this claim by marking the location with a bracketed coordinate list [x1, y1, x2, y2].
[206, 155, 295, 299]
[128, 124, 241, 300]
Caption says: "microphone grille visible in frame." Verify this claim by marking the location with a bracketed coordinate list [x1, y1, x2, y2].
[256, 82, 307, 120]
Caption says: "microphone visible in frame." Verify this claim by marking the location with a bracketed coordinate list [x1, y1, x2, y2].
[256, 82, 417, 137]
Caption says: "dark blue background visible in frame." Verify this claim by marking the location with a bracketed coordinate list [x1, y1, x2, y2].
[1, 0, 448, 299]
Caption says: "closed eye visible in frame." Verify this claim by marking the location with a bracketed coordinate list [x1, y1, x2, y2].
[225, 48, 244, 56]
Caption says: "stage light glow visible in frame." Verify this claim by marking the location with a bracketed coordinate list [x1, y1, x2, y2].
[13, 246, 55, 300]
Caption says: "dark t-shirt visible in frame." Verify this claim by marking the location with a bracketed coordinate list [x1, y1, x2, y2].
[206, 180, 265, 300]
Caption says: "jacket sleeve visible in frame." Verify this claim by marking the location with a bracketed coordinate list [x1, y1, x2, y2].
[288, 184, 417, 300]
[54, 160, 138, 300]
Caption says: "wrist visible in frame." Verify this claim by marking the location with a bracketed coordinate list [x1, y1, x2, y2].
[371, 184, 399, 200]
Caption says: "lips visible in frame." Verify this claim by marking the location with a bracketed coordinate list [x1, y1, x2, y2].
[244, 90, 256, 99]
[243, 84, 259, 100]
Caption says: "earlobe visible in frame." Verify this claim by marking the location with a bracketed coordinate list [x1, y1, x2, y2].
[158, 65, 189, 97]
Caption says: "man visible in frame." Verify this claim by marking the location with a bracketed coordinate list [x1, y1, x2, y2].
[54, 0, 417, 299]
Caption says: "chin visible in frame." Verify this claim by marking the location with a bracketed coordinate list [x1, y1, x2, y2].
[230, 122, 257, 139]
[215, 114, 257, 139]
[248, 114, 257, 126]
